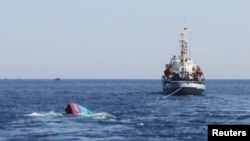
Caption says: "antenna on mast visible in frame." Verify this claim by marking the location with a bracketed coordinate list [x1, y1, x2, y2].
[178, 22, 192, 69]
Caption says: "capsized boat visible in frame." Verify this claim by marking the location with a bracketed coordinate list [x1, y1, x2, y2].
[162, 27, 206, 95]
[64, 102, 94, 115]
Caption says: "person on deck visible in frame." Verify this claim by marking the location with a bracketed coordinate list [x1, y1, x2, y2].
[196, 66, 203, 76]
[164, 64, 174, 80]
[191, 66, 198, 80]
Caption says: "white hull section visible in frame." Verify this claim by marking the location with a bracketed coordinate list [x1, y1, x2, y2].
[163, 81, 205, 95]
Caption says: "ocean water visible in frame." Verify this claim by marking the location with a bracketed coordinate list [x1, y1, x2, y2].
[0, 79, 250, 141]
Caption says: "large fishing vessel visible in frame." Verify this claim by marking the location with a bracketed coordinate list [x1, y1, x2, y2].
[162, 27, 205, 95]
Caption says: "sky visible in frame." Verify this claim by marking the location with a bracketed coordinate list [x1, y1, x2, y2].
[0, 0, 250, 79]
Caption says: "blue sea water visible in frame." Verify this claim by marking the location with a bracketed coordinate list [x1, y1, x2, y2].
[0, 79, 250, 141]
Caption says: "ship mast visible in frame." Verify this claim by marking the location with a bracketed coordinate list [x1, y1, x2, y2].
[179, 27, 189, 73]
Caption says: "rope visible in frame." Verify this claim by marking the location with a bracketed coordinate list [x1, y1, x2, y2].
[162, 87, 183, 99]
[154, 87, 183, 101]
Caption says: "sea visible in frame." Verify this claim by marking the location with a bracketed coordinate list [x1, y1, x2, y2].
[0, 79, 249, 141]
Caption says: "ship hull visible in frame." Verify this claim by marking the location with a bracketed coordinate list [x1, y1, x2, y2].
[163, 81, 205, 95]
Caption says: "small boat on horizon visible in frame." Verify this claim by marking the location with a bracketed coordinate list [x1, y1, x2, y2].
[54, 78, 61, 81]
[162, 26, 206, 96]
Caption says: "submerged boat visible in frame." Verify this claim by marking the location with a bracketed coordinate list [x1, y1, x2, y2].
[64, 102, 94, 115]
[162, 27, 206, 95]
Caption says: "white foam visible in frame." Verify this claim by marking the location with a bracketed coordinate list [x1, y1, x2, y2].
[25, 111, 116, 121]
[93, 112, 117, 120]
[25, 111, 63, 117]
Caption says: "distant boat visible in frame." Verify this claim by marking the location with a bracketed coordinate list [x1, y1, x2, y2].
[54, 78, 60, 81]
[161, 26, 206, 95]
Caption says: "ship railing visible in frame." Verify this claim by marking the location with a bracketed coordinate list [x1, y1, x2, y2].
[162, 75, 205, 84]
[169, 80, 205, 84]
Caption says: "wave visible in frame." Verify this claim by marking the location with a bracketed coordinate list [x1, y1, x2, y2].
[92, 112, 117, 120]
[25, 111, 63, 117]
[25, 111, 116, 120]
[75, 112, 117, 121]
